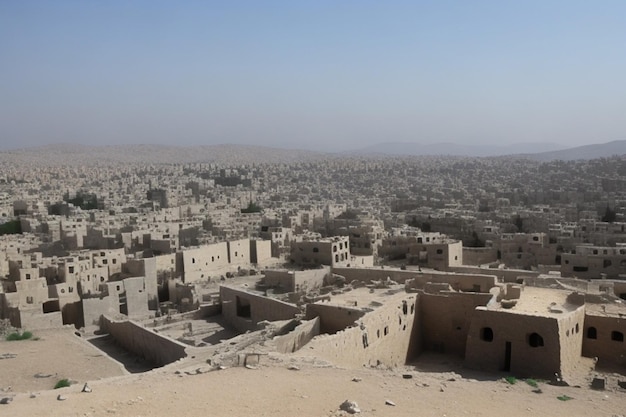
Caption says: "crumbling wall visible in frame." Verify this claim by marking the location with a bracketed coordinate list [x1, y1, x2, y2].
[275, 317, 320, 353]
[332, 267, 418, 284]
[406, 273, 497, 293]
[447, 266, 539, 283]
[220, 285, 301, 333]
[305, 303, 365, 334]
[293, 268, 329, 293]
[302, 294, 418, 368]
[101, 316, 188, 367]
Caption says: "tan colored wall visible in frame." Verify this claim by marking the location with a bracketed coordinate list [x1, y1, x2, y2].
[264, 267, 329, 293]
[332, 267, 418, 284]
[220, 286, 301, 333]
[82, 293, 119, 327]
[16, 309, 63, 330]
[463, 247, 498, 265]
[251, 239, 272, 265]
[447, 266, 540, 283]
[275, 317, 321, 353]
[228, 239, 251, 266]
[582, 314, 626, 367]
[301, 293, 418, 368]
[332, 267, 497, 293]
[557, 307, 585, 380]
[305, 303, 365, 334]
[420, 291, 493, 356]
[102, 316, 188, 367]
[465, 309, 563, 379]
[182, 243, 229, 283]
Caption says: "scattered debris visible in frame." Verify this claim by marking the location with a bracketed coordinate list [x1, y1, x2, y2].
[0, 397, 13, 405]
[0, 353, 17, 360]
[351, 377, 362, 382]
[82, 383, 92, 393]
[402, 374, 413, 379]
[288, 365, 300, 371]
[339, 400, 361, 414]
[385, 399, 396, 406]
[57, 394, 67, 401]
[591, 377, 606, 390]
[34, 373, 53, 379]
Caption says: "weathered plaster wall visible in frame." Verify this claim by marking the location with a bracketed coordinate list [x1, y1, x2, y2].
[182, 243, 229, 283]
[332, 267, 496, 293]
[220, 285, 301, 333]
[275, 317, 321, 353]
[582, 314, 626, 367]
[463, 247, 498, 265]
[557, 306, 585, 380]
[447, 266, 540, 283]
[420, 291, 493, 357]
[102, 316, 188, 367]
[302, 294, 418, 368]
[227, 239, 251, 266]
[305, 303, 365, 334]
[465, 309, 563, 379]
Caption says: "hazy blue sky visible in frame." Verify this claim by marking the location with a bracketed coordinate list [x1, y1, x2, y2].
[1, 1, 626, 151]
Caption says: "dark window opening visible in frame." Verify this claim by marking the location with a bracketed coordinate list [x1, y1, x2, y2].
[573, 266, 588, 272]
[611, 331, 624, 342]
[528, 332, 544, 347]
[481, 327, 494, 342]
[236, 296, 251, 318]
[587, 327, 597, 339]
[603, 259, 612, 268]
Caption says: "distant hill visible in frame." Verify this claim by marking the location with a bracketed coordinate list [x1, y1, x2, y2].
[348, 140, 626, 160]
[519, 140, 626, 161]
[0, 143, 330, 166]
[1, 140, 624, 166]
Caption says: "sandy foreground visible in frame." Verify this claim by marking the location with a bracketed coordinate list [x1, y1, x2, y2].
[1, 329, 625, 417]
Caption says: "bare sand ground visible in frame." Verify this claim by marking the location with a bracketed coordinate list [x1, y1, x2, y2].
[2, 328, 625, 417]
[0, 328, 127, 393]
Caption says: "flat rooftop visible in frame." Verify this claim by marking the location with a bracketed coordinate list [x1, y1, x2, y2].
[487, 286, 581, 317]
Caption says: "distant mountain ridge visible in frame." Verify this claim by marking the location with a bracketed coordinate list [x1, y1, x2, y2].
[347, 141, 566, 157]
[518, 140, 626, 161]
[348, 140, 626, 160]
[0, 140, 624, 165]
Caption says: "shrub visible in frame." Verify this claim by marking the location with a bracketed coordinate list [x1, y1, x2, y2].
[54, 379, 71, 389]
[525, 378, 539, 388]
[557, 395, 573, 401]
[504, 376, 517, 385]
[5, 331, 33, 341]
